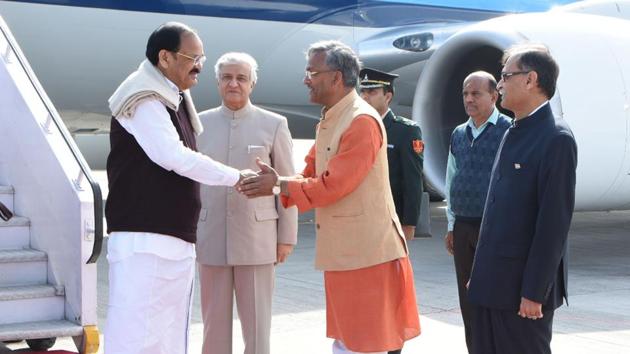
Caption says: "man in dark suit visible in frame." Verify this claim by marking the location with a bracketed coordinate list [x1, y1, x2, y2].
[467, 44, 577, 354]
[444, 71, 511, 353]
[359, 68, 424, 242]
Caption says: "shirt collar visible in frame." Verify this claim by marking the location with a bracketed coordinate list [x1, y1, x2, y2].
[527, 100, 549, 117]
[161, 76, 183, 105]
[163, 76, 180, 94]
[382, 109, 395, 128]
[466, 107, 498, 130]
[219, 100, 253, 119]
[322, 90, 358, 121]
[512, 101, 551, 129]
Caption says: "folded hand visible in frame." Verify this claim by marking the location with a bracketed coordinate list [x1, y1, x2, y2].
[276, 243, 294, 264]
[444, 231, 454, 255]
[518, 297, 543, 320]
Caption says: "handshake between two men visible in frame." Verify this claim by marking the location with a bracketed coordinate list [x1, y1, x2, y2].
[235, 158, 287, 198]
[234, 158, 293, 265]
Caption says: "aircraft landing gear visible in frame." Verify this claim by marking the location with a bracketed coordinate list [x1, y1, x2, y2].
[26, 337, 56, 351]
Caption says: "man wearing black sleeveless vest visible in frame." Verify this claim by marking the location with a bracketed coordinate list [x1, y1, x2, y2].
[104, 22, 253, 354]
[444, 71, 511, 353]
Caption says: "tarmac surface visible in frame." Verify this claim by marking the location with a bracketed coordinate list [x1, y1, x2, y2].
[2, 202, 629, 353]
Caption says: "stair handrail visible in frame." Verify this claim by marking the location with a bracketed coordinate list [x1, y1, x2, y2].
[0, 21, 103, 264]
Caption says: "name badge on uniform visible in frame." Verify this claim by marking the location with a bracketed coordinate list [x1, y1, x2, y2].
[387, 144, 395, 149]
[514, 163, 521, 169]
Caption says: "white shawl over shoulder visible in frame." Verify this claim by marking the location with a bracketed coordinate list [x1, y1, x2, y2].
[108, 59, 203, 135]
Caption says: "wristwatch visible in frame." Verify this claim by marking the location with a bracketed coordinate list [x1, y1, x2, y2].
[272, 179, 281, 195]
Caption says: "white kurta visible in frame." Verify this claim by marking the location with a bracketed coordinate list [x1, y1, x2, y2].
[105, 80, 240, 354]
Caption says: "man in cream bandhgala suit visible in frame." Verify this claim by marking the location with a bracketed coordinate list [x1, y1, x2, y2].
[196, 52, 298, 354]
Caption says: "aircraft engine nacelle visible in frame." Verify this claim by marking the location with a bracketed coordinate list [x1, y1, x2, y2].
[413, 11, 630, 211]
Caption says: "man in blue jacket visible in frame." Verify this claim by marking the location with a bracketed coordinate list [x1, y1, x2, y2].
[444, 71, 511, 353]
[468, 44, 577, 354]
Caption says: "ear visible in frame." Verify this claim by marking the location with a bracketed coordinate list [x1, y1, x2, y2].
[385, 91, 393, 104]
[158, 49, 171, 69]
[331, 71, 342, 86]
[491, 89, 499, 102]
[526, 71, 538, 89]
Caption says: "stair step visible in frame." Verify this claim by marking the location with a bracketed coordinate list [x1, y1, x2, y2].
[0, 320, 82, 341]
[0, 216, 28, 227]
[0, 286, 65, 325]
[0, 284, 62, 301]
[0, 248, 46, 263]
[0, 216, 30, 250]
[0, 185, 13, 211]
[0, 249, 47, 287]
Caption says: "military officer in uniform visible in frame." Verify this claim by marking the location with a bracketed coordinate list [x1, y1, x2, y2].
[359, 68, 424, 245]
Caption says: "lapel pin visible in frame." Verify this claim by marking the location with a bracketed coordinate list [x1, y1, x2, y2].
[514, 163, 521, 169]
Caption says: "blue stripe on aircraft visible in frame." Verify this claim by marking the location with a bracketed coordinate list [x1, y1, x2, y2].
[381, 0, 578, 12]
[7, 0, 580, 27]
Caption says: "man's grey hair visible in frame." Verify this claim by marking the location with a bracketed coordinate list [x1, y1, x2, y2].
[214, 52, 259, 83]
[306, 40, 361, 88]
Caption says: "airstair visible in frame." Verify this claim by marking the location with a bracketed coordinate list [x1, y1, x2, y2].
[0, 15, 101, 353]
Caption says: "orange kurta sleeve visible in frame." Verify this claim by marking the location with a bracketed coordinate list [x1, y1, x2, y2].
[301, 143, 317, 178]
[283, 115, 382, 212]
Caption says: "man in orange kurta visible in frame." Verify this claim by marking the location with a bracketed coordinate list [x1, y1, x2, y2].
[240, 40, 420, 354]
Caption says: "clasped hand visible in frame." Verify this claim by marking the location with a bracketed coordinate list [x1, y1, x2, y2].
[235, 158, 279, 198]
[518, 297, 543, 320]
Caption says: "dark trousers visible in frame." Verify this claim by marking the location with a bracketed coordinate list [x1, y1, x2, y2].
[453, 218, 481, 353]
[472, 305, 554, 354]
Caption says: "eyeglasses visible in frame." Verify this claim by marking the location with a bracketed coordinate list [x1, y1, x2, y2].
[176, 52, 207, 66]
[305, 70, 336, 80]
[500, 71, 530, 81]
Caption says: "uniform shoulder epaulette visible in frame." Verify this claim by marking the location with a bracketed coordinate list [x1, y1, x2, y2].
[393, 115, 417, 127]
